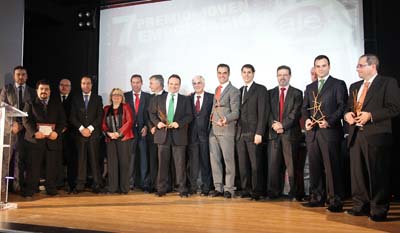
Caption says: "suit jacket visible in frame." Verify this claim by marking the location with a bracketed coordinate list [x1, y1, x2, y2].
[149, 92, 192, 145]
[1, 83, 36, 131]
[124, 91, 151, 131]
[22, 96, 66, 150]
[210, 82, 240, 137]
[236, 82, 268, 141]
[302, 76, 348, 142]
[69, 92, 103, 138]
[268, 85, 303, 141]
[347, 75, 400, 146]
[147, 90, 167, 130]
[188, 92, 214, 144]
[102, 103, 134, 142]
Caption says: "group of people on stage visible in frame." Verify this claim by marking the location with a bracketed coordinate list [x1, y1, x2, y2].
[1, 53, 399, 222]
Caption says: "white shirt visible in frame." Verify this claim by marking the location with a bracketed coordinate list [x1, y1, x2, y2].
[242, 81, 254, 100]
[357, 74, 377, 100]
[194, 92, 204, 109]
[218, 81, 230, 94]
[278, 85, 290, 101]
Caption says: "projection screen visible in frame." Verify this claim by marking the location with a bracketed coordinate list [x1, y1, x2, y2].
[99, 0, 364, 98]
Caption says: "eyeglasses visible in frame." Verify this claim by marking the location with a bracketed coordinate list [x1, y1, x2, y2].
[356, 63, 370, 68]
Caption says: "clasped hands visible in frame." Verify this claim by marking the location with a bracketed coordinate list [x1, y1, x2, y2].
[157, 121, 179, 129]
[305, 118, 330, 131]
[344, 111, 371, 126]
[272, 121, 284, 134]
[34, 131, 58, 140]
[106, 131, 120, 140]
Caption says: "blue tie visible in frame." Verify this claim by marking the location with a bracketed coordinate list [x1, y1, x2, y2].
[84, 94, 89, 110]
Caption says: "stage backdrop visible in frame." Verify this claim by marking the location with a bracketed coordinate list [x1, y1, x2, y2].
[99, 0, 364, 98]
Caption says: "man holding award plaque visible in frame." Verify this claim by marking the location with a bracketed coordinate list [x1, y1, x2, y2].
[301, 55, 348, 212]
[22, 80, 66, 197]
[149, 74, 192, 197]
[344, 54, 400, 221]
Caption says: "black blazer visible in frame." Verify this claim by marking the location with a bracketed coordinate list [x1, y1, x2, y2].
[302, 76, 348, 142]
[237, 82, 269, 141]
[69, 92, 103, 137]
[347, 75, 400, 146]
[188, 92, 214, 144]
[124, 91, 151, 131]
[149, 92, 192, 145]
[0, 83, 36, 109]
[22, 96, 66, 150]
[268, 85, 303, 141]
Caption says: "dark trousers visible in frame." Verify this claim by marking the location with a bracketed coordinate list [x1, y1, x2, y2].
[62, 131, 77, 189]
[147, 135, 158, 191]
[307, 131, 344, 206]
[24, 141, 57, 196]
[237, 138, 263, 196]
[294, 141, 307, 198]
[187, 141, 212, 193]
[157, 143, 187, 194]
[267, 137, 297, 197]
[350, 130, 391, 216]
[107, 139, 132, 193]
[129, 128, 149, 189]
[75, 137, 101, 190]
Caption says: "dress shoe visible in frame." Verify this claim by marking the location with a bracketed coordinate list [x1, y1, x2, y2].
[301, 201, 325, 208]
[327, 205, 343, 213]
[212, 191, 224, 197]
[200, 191, 209, 196]
[155, 192, 166, 197]
[189, 190, 197, 196]
[240, 192, 251, 198]
[369, 215, 387, 222]
[251, 194, 260, 201]
[46, 191, 58, 196]
[224, 191, 232, 199]
[180, 192, 189, 198]
[345, 209, 369, 216]
[72, 188, 82, 194]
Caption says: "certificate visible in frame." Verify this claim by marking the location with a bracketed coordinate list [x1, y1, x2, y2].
[37, 123, 55, 136]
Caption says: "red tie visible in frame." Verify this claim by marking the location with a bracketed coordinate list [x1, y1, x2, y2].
[134, 93, 140, 114]
[195, 95, 201, 113]
[279, 87, 286, 122]
[215, 85, 222, 101]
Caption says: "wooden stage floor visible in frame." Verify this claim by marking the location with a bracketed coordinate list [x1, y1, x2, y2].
[1, 191, 399, 233]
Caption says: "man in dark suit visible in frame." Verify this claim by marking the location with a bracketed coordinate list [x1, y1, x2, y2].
[69, 76, 103, 193]
[124, 74, 151, 192]
[0, 65, 36, 193]
[236, 64, 268, 200]
[344, 54, 400, 221]
[209, 64, 240, 199]
[22, 79, 66, 197]
[57, 78, 76, 192]
[187, 75, 213, 196]
[147, 74, 166, 193]
[301, 55, 348, 212]
[267, 65, 303, 200]
[149, 74, 192, 197]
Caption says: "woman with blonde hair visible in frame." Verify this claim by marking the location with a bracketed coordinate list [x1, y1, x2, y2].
[101, 88, 134, 194]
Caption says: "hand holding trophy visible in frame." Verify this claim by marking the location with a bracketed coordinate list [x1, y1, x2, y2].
[306, 91, 326, 129]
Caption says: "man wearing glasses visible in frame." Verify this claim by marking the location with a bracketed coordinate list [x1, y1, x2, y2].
[344, 54, 400, 221]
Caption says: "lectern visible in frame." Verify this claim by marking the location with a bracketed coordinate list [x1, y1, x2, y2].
[0, 102, 28, 210]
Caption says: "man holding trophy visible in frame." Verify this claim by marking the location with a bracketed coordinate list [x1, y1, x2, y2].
[301, 55, 348, 212]
[344, 54, 400, 221]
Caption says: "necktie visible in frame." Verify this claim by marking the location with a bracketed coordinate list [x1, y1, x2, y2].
[42, 100, 48, 115]
[358, 82, 370, 110]
[215, 85, 222, 101]
[134, 93, 140, 114]
[195, 95, 201, 113]
[242, 86, 248, 104]
[318, 79, 325, 93]
[279, 87, 286, 122]
[18, 85, 23, 110]
[62, 95, 67, 102]
[84, 94, 89, 110]
[167, 94, 175, 123]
